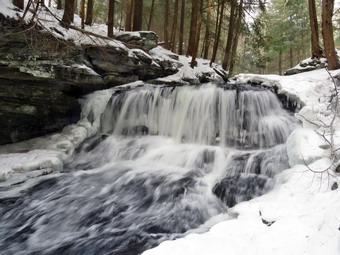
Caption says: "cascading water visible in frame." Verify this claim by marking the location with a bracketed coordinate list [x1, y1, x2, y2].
[0, 83, 299, 255]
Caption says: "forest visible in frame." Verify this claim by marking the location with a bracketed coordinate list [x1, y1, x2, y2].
[0, 0, 340, 254]
[12, 0, 340, 75]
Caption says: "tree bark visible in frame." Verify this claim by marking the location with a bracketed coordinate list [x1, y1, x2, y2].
[61, 0, 75, 27]
[308, 0, 323, 58]
[222, 0, 237, 70]
[85, 0, 93, 25]
[164, 0, 170, 49]
[108, 0, 115, 37]
[170, 0, 179, 51]
[80, 0, 85, 29]
[190, 0, 203, 67]
[289, 45, 293, 68]
[229, 0, 243, 76]
[203, 0, 212, 59]
[322, 0, 340, 70]
[278, 51, 282, 75]
[125, 0, 133, 31]
[132, 0, 143, 31]
[210, 0, 224, 65]
[13, 0, 24, 9]
[147, 0, 155, 30]
[74, 0, 78, 14]
[57, 0, 62, 9]
[187, 0, 199, 57]
[178, 0, 185, 54]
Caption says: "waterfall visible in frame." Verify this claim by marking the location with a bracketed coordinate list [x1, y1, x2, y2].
[101, 84, 295, 148]
[0, 83, 299, 255]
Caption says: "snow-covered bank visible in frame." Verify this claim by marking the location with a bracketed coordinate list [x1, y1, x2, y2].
[142, 69, 340, 255]
[236, 68, 338, 107]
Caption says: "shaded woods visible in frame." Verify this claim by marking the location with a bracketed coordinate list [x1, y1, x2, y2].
[13, 0, 340, 74]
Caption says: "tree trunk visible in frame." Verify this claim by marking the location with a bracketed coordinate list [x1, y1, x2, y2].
[147, 0, 155, 30]
[61, 0, 75, 27]
[187, 0, 199, 57]
[289, 45, 293, 68]
[322, 0, 340, 70]
[132, 0, 143, 31]
[85, 0, 93, 25]
[308, 0, 323, 58]
[278, 51, 282, 75]
[164, 0, 170, 49]
[13, 0, 24, 9]
[170, 0, 179, 51]
[178, 0, 185, 54]
[222, 0, 237, 70]
[80, 0, 85, 29]
[190, 0, 203, 67]
[203, 0, 212, 59]
[48, 0, 51, 7]
[210, 0, 224, 65]
[57, 0, 62, 9]
[229, 0, 243, 76]
[74, 0, 78, 14]
[125, 0, 133, 31]
[108, 0, 115, 37]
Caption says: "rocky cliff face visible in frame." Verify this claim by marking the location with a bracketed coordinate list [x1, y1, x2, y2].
[0, 15, 182, 145]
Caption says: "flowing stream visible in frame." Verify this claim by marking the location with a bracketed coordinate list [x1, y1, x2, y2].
[0, 83, 299, 254]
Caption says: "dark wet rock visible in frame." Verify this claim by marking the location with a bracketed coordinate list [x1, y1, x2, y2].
[0, 15, 176, 145]
[213, 174, 269, 207]
[0, 69, 80, 145]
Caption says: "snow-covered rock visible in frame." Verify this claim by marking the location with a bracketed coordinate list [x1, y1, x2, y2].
[286, 128, 330, 167]
[285, 57, 328, 75]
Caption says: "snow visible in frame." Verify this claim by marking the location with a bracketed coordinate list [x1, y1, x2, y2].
[236, 68, 339, 107]
[150, 46, 226, 85]
[143, 69, 340, 255]
[286, 128, 330, 167]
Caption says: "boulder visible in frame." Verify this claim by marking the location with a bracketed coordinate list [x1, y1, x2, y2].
[115, 31, 158, 50]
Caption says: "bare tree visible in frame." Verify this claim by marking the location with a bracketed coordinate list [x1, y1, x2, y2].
[147, 0, 155, 30]
[125, 0, 133, 31]
[222, 0, 237, 70]
[61, 0, 76, 28]
[132, 0, 143, 31]
[187, 0, 199, 57]
[210, 0, 225, 65]
[57, 0, 62, 9]
[80, 0, 85, 29]
[190, 0, 203, 67]
[178, 0, 185, 54]
[322, 0, 340, 70]
[203, 0, 212, 59]
[85, 0, 94, 25]
[170, 0, 179, 51]
[308, 0, 323, 59]
[164, 0, 170, 49]
[108, 0, 115, 37]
